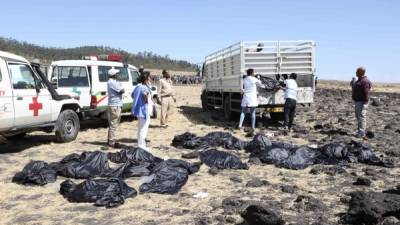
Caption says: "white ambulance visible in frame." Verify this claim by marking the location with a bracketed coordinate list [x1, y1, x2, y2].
[48, 55, 158, 119]
[0, 51, 82, 142]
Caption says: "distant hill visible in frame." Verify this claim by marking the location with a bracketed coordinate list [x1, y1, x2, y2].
[0, 37, 196, 71]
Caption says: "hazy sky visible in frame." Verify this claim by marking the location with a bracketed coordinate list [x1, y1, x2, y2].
[0, 0, 399, 82]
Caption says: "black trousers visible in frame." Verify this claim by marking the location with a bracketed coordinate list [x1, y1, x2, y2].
[284, 98, 297, 128]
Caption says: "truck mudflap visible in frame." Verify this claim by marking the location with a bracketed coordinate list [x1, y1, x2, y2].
[257, 87, 314, 105]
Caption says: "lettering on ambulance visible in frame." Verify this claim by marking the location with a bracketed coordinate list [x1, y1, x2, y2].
[0, 103, 11, 114]
[29, 97, 43, 116]
[0, 90, 5, 96]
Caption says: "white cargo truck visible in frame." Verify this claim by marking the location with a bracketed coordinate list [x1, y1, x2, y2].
[0, 51, 81, 142]
[48, 55, 158, 120]
[201, 40, 316, 120]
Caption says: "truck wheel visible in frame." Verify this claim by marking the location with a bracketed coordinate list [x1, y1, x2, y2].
[270, 112, 285, 121]
[201, 91, 213, 111]
[224, 95, 234, 121]
[55, 109, 80, 143]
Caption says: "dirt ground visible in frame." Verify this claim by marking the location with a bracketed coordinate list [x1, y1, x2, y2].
[0, 84, 399, 225]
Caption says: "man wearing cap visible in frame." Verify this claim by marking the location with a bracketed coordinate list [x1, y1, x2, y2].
[158, 69, 176, 127]
[107, 67, 125, 148]
[350, 67, 372, 138]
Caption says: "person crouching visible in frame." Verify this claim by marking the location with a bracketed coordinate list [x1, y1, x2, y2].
[131, 72, 153, 150]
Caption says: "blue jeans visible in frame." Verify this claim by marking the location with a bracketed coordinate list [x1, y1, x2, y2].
[239, 107, 256, 129]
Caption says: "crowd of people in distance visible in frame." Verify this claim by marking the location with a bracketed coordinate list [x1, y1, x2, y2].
[151, 74, 202, 85]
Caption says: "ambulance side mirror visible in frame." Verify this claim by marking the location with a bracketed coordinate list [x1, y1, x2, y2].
[51, 77, 58, 89]
[35, 83, 41, 93]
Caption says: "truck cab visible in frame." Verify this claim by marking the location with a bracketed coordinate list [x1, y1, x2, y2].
[0, 51, 81, 142]
[48, 55, 158, 119]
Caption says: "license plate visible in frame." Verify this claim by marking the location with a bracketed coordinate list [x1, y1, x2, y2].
[266, 107, 284, 113]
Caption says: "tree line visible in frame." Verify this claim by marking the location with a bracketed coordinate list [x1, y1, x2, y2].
[0, 37, 196, 71]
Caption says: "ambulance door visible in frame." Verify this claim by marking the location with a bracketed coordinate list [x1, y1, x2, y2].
[8, 62, 50, 126]
[0, 58, 14, 131]
[117, 66, 132, 111]
[51, 66, 91, 108]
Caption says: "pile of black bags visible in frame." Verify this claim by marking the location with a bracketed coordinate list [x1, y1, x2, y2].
[13, 131, 394, 208]
[246, 133, 393, 169]
[172, 132, 393, 170]
[13, 148, 201, 207]
[172, 131, 247, 150]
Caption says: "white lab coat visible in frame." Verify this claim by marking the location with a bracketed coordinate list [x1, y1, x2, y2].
[241, 76, 262, 107]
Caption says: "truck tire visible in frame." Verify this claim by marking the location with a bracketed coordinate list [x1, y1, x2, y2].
[224, 95, 234, 121]
[55, 109, 80, 143]
[201, 91, 213, 111]
[270, 112, 285, 121]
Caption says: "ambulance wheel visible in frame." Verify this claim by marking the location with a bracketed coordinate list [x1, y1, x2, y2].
[270, 112, 285, 121]
[55, 109, 80, 143]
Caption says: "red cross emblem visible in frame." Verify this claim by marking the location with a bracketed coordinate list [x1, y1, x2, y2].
[29, 97, 43, 116]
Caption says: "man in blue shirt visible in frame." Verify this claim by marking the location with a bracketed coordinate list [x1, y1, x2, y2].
[132, 71, 153, 150]
[107, 67, 125, 148]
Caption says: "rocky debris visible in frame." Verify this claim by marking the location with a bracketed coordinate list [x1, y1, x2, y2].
[371, 97, 381, 107]
[353, 177, 372, 186]
[366, 131, 375, 139]
[248, 157, 262, 165]
[208, 167, 219, 176]
[314, 124, 324, 130]
[383, 185, 400, 195]
[230, 176, 243, 183]
[241, 204, 285, 225]
[293, 195, 328, 212]
[195, 216, 212, 225]
[379, 216, 400, 225]
[309, 165, 347, 176]
[246, 178, 269, 187]
[281, 185, 297, 194]
[341, 191, 400, 225]
[222, 197, 245, 215]
[181, 151, 200, 159]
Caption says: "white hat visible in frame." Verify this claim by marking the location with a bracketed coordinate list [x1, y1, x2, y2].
[108, 67, 120, 76]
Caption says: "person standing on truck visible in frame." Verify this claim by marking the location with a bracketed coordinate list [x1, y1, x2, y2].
[107, 67, 125, 148]
[282, 73, 298, 131]
[238, 68, 262, 132]
[350, 67, 372, 138]
[132, 72, 153, 150]
[158, 69, 176, 128]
